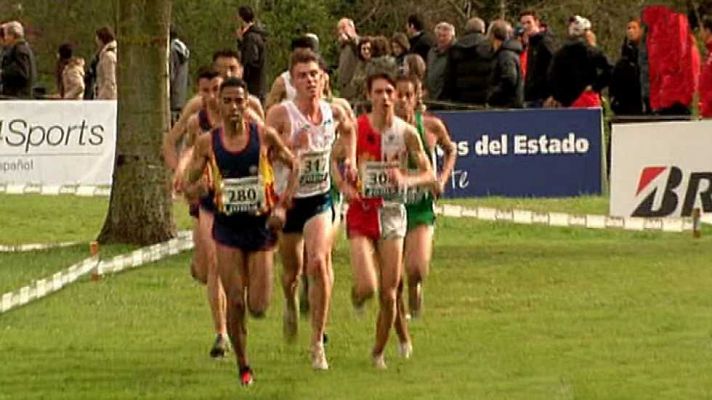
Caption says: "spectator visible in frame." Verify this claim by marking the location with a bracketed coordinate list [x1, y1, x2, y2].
[336, 18, 360, 98]
[0, 21, 37, 99]
[488, 20, 523, 108]
[403, 53, 426, 82]
[519, 9, 557, 107]
[406, 14, 434, 62]
[345, 37, 372, 103]
[443, 17, 494, 105]
[62, 55, 85, 100]
[391, 32, 410, 72]
[237, 5, 267, 102]
[94, 26, 117, 100]
[0, 24, 5, 93]
[547, 16, 611, 108]
[514, 25, 528, 80]
[55, 43, 73, 98]
[700, 16, 712, 118]
[610, 17, 647, 115]
[170, 27, 190, 120]
[425, 22, 455, 100]
[365, 35, 398, 79]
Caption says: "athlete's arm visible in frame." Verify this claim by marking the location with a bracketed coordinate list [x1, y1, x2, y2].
[395, 125, 436, 189]
[425, 115, 457, 196]
[182, 133, 211, 201]
[163, 96, 201, 170]
[332, 103, 357, 173]
[265, 103, 289, 142]
[330, 131, 360, 202]
[265, 75, 286, 111]
[248, 95, 265, 121]
[263, 125, 299, 207]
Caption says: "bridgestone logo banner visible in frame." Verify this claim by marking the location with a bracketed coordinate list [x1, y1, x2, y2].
[0, 101, 117, 186]
[610, 120, 712, 218]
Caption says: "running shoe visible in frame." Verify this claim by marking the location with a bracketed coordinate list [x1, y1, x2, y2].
[311, 342, 329, 370]
[398, 341, 413, 359]
[372, 352, 387, 370]
[209, 334, 228, 358]
[239, 366, 254, 386]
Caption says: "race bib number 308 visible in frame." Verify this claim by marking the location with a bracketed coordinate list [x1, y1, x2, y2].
[361, 161, 403, 201]
[221, 176, 264, 215]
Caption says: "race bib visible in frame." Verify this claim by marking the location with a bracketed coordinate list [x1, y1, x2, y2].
[297, 150, 330, 196]
[405, 175, 432, 204]
[221, 176, 264, 215]
[360, 161, 404, 202]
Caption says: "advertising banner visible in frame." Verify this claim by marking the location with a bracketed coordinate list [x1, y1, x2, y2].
[610, 120, 712, 217]
[435, 108, 603, 197]
[0, 101, 116, 186]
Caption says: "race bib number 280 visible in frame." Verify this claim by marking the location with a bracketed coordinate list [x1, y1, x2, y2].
[360, 161, 403, 201]
[221, 177, 264, 215]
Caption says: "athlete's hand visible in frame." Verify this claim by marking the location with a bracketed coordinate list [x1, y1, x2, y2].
[340, 182, 360, 203]
[267, 206, 286, 231]
[172, 170, 184, 195]
[343, 159, 358, 183]
[389, 168, 408, 189]
[433, 179, 446, 198]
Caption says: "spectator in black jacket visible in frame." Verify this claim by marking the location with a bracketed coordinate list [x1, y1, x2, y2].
[547, 16, 611, 108]
[519, 9, 557, 107]
[0, 21, 36, 99]
[237, 5, 267, 102]
[406, 14, 434, 62]
[488, 20, 523, 108]
[610, 18, 648, 115]
[443, 17, 494, 106]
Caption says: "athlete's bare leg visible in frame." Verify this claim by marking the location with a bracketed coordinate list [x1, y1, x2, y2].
[348, 236, 378, 308]
[403, 225, 433, 317]
[216, 243, 249, 369]
[246, 250, 274, 318]
[199, 208, 228, 339]
[372, 238, 405, 363]
[303, 212, 333, 349]
[191, 218, 207, 283]
[279, 233, 304, 341]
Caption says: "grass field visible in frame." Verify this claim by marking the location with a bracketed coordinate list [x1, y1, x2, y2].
[2, 194, 712, 399]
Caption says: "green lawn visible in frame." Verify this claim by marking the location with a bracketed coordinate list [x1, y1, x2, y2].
[1, 195, 712, 399]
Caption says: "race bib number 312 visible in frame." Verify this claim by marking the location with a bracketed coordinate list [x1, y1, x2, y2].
[221, 176, 264, 215]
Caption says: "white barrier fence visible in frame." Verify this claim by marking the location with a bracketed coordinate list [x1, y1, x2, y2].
[435, 204, 694, 232]
[0, 231, 192, 315]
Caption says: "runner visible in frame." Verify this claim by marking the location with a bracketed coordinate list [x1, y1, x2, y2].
[265, 49, 355, 370]
[332, 72, 435, 369]
[264, 36, 320, 110]
[183, 77, 299, 386]
[165, 67, 229, 358]
[165, 50, 264, 170]
[394, 75, 457, 318]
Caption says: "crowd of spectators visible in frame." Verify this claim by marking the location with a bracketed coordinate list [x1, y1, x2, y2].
[1, 6, 711, 119]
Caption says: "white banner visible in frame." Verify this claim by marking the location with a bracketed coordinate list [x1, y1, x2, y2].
[0, 101, 116, 186]
[610, 120, 712, 217]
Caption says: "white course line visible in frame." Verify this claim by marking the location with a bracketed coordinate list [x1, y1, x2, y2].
[0, 184, 111, 197]
[0, 241, 81, 253]
[435, 205, 694, 233]
[0, 230, 193, 315]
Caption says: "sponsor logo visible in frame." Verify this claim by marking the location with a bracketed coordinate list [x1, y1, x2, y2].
[0, 119, 106, 154]
[632, 166, 712, 217]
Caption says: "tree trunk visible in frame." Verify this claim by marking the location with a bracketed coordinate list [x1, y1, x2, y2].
[98, 0, 175, 245]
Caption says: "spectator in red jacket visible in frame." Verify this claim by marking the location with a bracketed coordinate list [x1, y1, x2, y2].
[700, 16, 712, 118]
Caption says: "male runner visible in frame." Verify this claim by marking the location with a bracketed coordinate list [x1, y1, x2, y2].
[264, 35, 319, 110]
[332, 72, 435, 369]
[166, 67, 229, 358]
[184, 77, 299, 386]
[265, 49, 355, 370]
[394, 75, 457, 318]
[165, 49, 264, 170]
